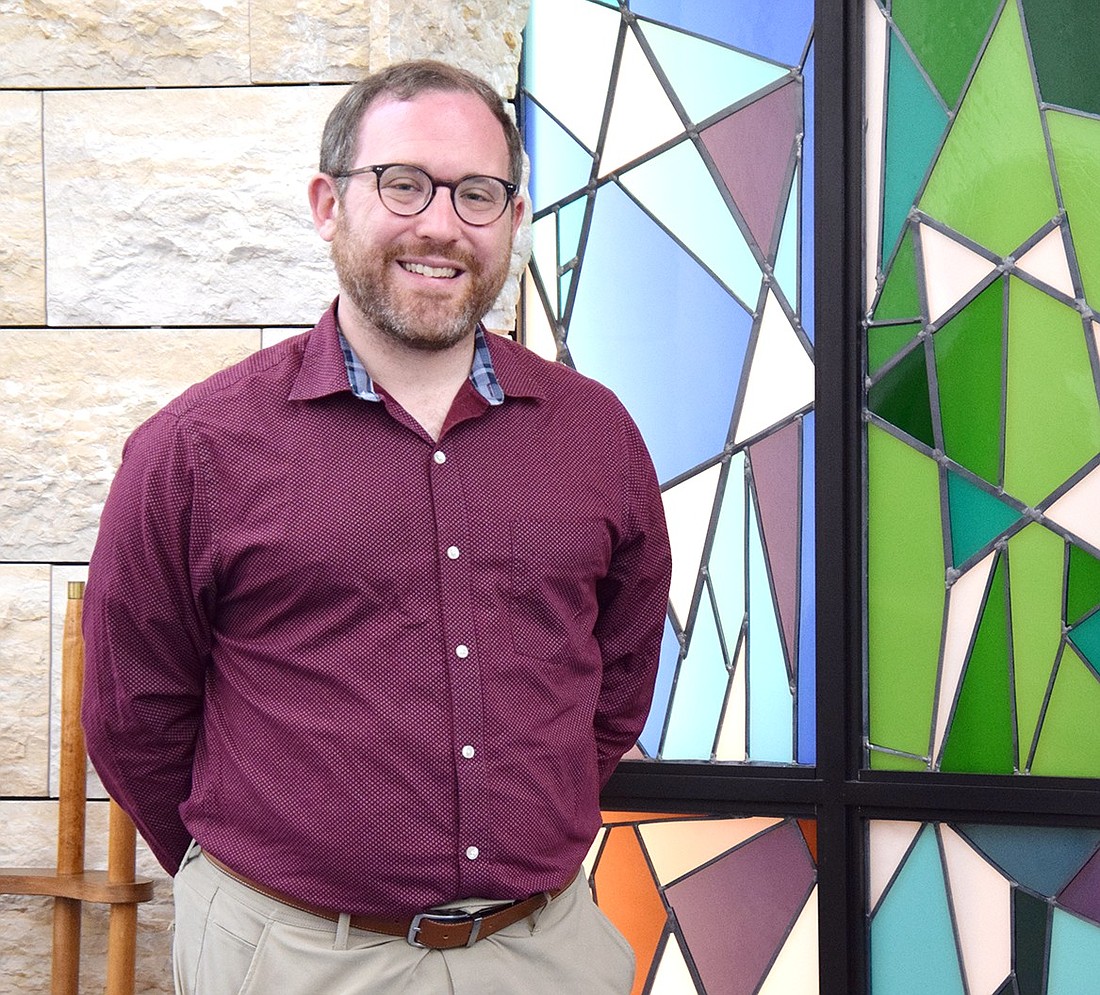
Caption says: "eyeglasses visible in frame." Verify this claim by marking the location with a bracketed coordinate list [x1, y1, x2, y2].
[333, 163, 517, 226]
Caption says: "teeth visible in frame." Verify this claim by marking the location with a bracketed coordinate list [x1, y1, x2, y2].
[401, 261, 458, 278]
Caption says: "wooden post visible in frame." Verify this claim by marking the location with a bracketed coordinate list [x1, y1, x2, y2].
[105, 799, 140, 994]
[52, 580, 88, 995]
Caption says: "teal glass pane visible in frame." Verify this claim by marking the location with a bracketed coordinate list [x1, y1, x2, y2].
[1070, 609, 1100, 675]
[870, 826, 965, 995]
[567, 181, 752, 483]
[882, 29, 949, 264]
[956, 824, 1100, 896]
[1049, 907, 1100, 994]
[946, 471, 1022, 568]
[630, 0, 814, 66]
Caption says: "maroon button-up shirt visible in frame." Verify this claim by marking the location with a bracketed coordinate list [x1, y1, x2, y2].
[82, 303, 671, 917]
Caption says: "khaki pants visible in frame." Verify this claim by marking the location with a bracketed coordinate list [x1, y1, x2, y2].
[172, 846, 635, 995]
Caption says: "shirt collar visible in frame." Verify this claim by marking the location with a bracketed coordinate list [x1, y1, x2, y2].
[340, 324, 504, 407]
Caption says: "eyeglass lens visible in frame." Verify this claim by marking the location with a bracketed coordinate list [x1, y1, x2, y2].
[376, 165, 509, 224]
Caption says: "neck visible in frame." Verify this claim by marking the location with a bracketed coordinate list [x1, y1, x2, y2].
[337, 299, 478, 440]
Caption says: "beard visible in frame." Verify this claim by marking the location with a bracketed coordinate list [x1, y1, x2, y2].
[330, 212, 512, 352]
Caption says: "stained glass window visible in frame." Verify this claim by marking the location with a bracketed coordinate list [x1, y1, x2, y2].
[863, 0, 1100, 777]
[868, 819, 1100, 991]
[523, 0, 816, 767]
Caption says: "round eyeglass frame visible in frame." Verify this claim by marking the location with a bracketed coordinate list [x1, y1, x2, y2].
[333, 163, 518, 227]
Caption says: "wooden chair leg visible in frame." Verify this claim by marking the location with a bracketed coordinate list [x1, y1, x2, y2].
[106, 800, 139, 995]
[51, 581, 89, 995]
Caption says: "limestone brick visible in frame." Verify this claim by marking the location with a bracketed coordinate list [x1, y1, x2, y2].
[0, 566, 50, 797]
[250, 0, 371, 83]
[0, 92, 45, 325]
[369, 0, 528, 98]
[0, 800, 174, 995]
[0, 0, 250, 88]
[44, 85, 345, 328]
[0, 328, 259, 562]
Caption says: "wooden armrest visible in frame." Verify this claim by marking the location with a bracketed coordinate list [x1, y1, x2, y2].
[0, 868, 154, 905]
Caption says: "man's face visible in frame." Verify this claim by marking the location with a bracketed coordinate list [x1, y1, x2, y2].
[328, 91, 522, 352]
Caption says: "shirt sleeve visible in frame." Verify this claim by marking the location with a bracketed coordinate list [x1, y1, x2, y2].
[592, 411, 672, 786]
[81, 410, 216, 874]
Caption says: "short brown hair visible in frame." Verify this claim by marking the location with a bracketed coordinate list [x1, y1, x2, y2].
[319, 60, 523, 190]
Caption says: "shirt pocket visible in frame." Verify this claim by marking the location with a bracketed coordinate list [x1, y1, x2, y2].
[509, 514, 611, 660]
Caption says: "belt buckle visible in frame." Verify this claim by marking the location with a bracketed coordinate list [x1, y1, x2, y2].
[407, 909, 483, 949]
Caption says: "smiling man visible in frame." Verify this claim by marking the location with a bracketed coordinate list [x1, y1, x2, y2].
[82, 61, 671, 995]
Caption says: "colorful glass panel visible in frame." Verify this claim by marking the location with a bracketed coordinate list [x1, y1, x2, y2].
[864, 0, 1100, 779]
[869, 821, 1100, 993]
[523, 1, 814, 768]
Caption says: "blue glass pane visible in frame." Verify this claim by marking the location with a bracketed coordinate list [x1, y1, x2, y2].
[798, 411, 816, 763]
[638, 617, 682, 757]
[661, 581, 728, 759]
[631, 0, 813, 66]
[801, 41, 815, 343]
[747, 486, 795, 761]
[709, 453, 747, 636]
[774, 165, 800, 299]
[524, 96, 595, 214]
[956, 824, 1100, 896]
[568, 181, 752, 483]
[558, 196, 587, 270]
[637, 19, 790, 123]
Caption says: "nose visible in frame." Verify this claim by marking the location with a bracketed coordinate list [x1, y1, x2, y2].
[410, 185, 464, 240]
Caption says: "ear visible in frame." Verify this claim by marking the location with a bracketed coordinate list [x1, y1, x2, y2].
[509, 193, 526, 238]
[308, 173, 341, 242]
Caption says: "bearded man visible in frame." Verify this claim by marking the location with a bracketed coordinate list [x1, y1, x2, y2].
[82, 60, 671, 995]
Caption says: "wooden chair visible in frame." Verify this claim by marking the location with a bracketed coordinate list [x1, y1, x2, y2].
[0, 581, 154, 994]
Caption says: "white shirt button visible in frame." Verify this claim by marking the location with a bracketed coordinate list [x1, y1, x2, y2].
[461, 745, 476, 759]
[433, 451, 446, 464]
[466, 846, 479, 860]
[446, 546, 460, 559]
[455, 644, 470, 659]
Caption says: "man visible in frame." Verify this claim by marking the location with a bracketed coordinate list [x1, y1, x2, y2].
[82, 60, 671, 995]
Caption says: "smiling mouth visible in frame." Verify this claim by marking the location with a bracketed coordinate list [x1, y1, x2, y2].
[400, 261, 460, 279]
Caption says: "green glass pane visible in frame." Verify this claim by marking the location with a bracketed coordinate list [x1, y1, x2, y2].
[1008, 524, 1065, 765]
[1068, 543, 1100, 625]
[869, 748, 929, 772]
[1048, 110, 1100, 308]
[1030, 647, 1100, 777]
[1014, 888, 1050, 995]
[882, 30, 949, 263]
[892, 0, 1001, 109]
[941, 554, 1014, 773]
[1021, 0, 1100, 116]
[869, 825, 965, 995]
[867, 424, 945, 759]
[1070, 610, 1100, 676]
[946, 472, 1022, 567]
[1004, 278, 1100, 507]
[868, 341, 935, 448]
[874, 225, 921, 322]
[933, 279, 1004, 486]
[869, 322, 922, 376]
[918, 0, 1058, 256]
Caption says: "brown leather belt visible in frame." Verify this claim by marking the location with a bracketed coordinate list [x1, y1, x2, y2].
[204, 853, 578, 949]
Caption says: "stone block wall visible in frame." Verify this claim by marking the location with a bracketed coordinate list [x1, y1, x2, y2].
[0, 3, 529, 990]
